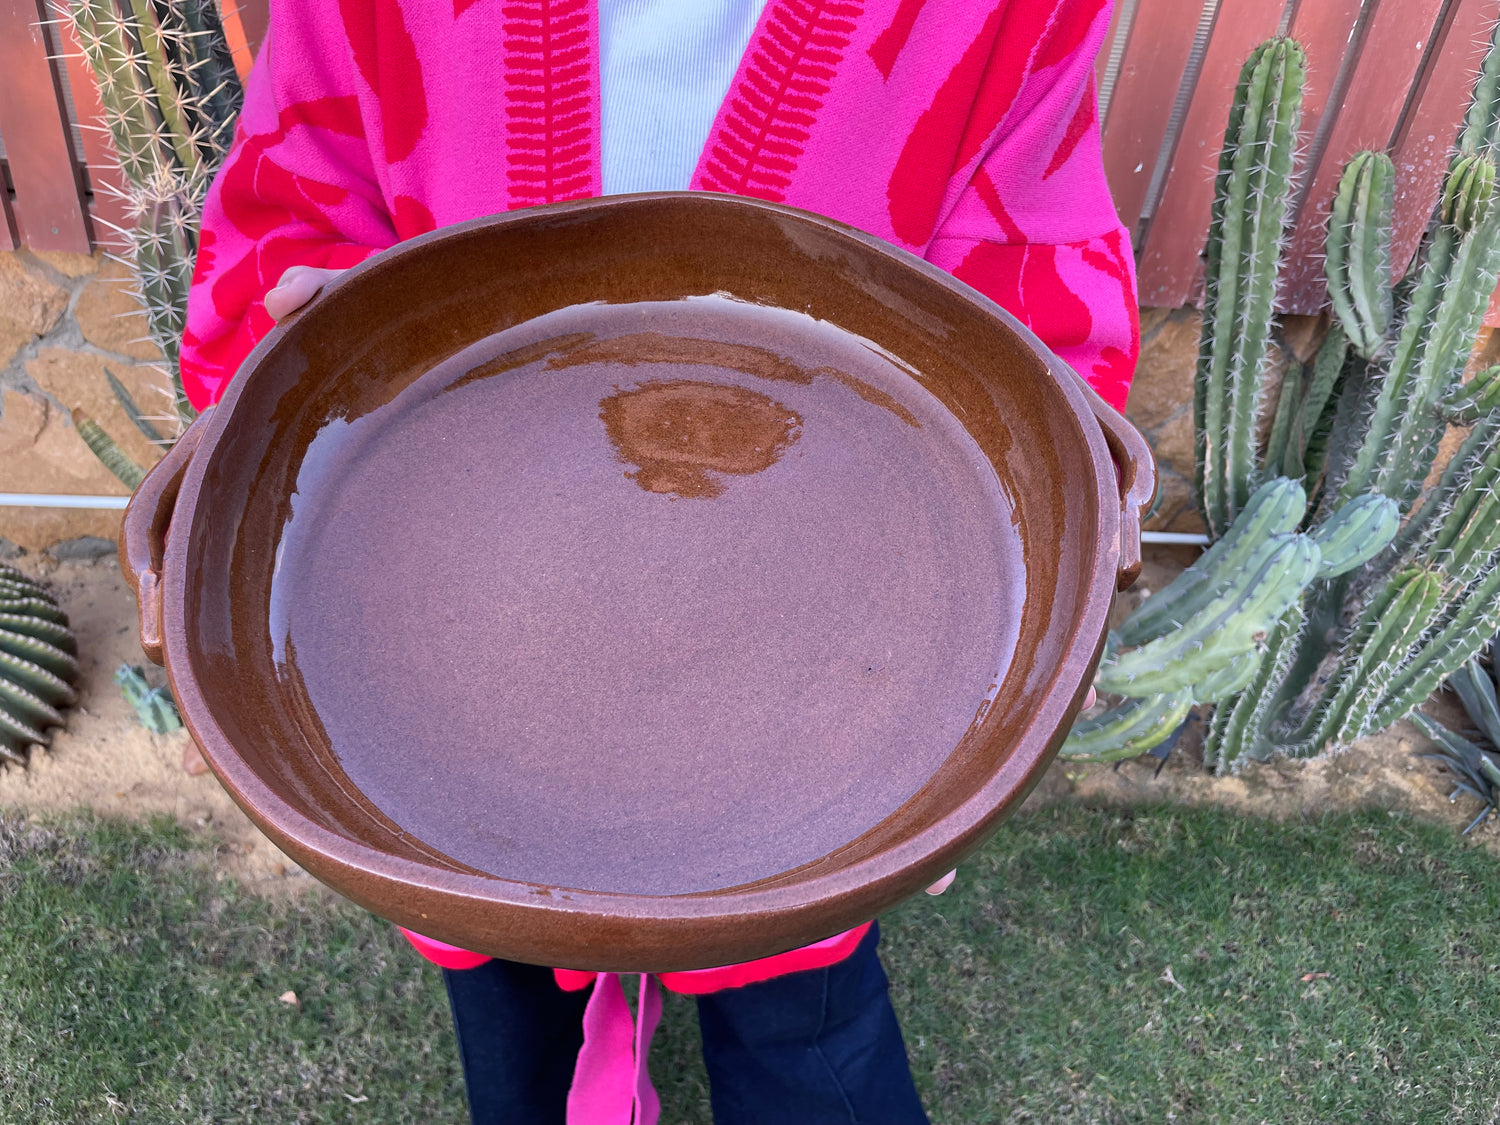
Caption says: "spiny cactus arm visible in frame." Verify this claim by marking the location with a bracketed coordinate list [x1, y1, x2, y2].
[1389, 412, 1500, 563]
[1263, 357, 1304, 478]
[1195, 38, 1307, 536]
[1325, 152, 1394, 360]
[1097, 533, 1320, 697]
[1116, 477, 1305, 647]
[1318, 567, 1445, 745]
[1203, 600, 1305, 772]
[1441, 364, 1500, 422]
[65, 0, 176, 188]
[1060, 689, 1194, 762]
[1290, 325, 1349, 486]
[1459, 22, 1500, 158]
[1426, 421, 1500, 589]
[1192, 648, 1264, 703]
[72, 411, 146, 490]
[156, 0, 243, 164]
[1335, 162, 1500, 510]
[1382, 161, 1499, 505]
[124, 0, 203, 179]
[1364, 563, 1500, 736]
[1308, 494, 1400, 579]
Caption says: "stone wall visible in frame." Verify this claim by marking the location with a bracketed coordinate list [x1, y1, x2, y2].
[0, 255, 1210, 552]
[1127, 308, 1203, 534]
[0, 249, 172, 554]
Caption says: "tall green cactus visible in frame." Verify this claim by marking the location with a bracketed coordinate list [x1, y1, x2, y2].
[64, 0, 243, 466]
[1325, 151, 1394, 361]
[1068, 22, 1500, 771]
[1195, 39, 1306, 539]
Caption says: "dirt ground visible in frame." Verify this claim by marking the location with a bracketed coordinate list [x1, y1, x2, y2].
[0, 548, 1493, 896]
[0, 553, 311, 893]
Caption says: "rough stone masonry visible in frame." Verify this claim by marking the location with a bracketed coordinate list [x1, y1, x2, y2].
[0, 248, 171, 553]
[0, 245, 1205, 555]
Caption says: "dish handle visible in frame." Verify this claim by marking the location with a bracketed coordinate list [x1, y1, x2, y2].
[1073, 377, 1157, 591]
[120, 412, 210, 664]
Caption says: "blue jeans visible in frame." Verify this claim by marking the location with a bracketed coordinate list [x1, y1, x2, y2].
[443, 922, 930, 1124]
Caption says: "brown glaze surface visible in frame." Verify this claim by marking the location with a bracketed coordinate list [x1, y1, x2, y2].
[128, 194, 1155, 970]
[268, 297, 1020, 894]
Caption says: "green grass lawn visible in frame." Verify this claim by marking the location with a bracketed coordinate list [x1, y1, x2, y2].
[2, 805, 1497, 1124]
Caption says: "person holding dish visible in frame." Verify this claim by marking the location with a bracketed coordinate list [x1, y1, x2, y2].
[182, 1, 1133, 1121]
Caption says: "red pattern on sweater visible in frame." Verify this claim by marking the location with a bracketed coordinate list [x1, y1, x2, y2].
[339, 0, 428, 163]
[699, 0, 863, 200]
[503, 0, 596, 205]
[866, 0, 924, 80]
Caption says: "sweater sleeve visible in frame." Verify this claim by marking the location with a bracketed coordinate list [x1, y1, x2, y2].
[180, 5, 401, 410]
[925, 0, 1138, 413]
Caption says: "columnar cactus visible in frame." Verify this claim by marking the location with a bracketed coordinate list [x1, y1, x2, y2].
[1324, 151, 1394, 361]
[1194, 39, 1306, 539]
[1068, 22, 1500, 771]
[63, 0, 243, 454]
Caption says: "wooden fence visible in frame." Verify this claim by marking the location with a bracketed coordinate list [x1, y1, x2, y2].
[2, 0, 1498, 318]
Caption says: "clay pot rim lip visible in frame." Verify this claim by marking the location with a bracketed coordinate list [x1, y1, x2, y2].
[162, 191, 1118, 920]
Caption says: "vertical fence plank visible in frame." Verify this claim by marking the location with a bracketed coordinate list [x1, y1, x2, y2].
[1100, 0, 1206, 235]
[234, 0, 268, 60]
[216, 0, 255, 82]
[1279, 0, 1449, 311]
[1134, 2, 1288, 306]
[0, 0, 90, 251]
[1095, 0, 1129, 107]
[49, 0, 133, 253]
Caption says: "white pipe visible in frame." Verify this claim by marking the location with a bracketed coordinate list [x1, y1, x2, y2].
[0, 497, 1216, 544]
[0, 494, 130, 510]
[1140, 531, 1210, 547]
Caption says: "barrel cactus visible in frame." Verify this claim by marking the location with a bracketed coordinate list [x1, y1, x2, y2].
[62, 0, 243, 478]
[0, 565, 81, 767]
[1066, 24, 1500, 770]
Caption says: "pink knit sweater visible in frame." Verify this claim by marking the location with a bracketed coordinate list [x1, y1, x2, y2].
[183, 0, 1139, 990]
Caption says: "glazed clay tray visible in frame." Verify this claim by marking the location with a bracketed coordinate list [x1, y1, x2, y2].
[123, 194, 1153, 972]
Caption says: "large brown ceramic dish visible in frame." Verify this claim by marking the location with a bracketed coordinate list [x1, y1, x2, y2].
[122, 194, 1153, 972]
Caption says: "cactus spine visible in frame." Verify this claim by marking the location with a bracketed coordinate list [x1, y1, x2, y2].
[1195, 39, 1306, 538]
[63, 0, 243, 468]
[1068, 23, 1500, 769]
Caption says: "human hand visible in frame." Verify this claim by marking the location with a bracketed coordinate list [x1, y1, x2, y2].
[265, 265, 346, 320]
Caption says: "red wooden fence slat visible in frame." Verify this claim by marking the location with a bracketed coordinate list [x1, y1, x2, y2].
[1279, 0, 1448, 312]
[1, 167, 19, 250]
[1134, 2, 1288, 306]
[216, 0, 256, 82]
[1389, 0, 1496, 280]
[49, 0, 133, 253]
[1100, 0, 1205, 236]
[1286, 0, 1369, 140]
[1095, 0, 1128, 102]
[0, 0, 89, 252]
[235, 0, 268, 60]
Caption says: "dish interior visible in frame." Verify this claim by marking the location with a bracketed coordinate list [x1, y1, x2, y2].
[266, 295, 1023, 894]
